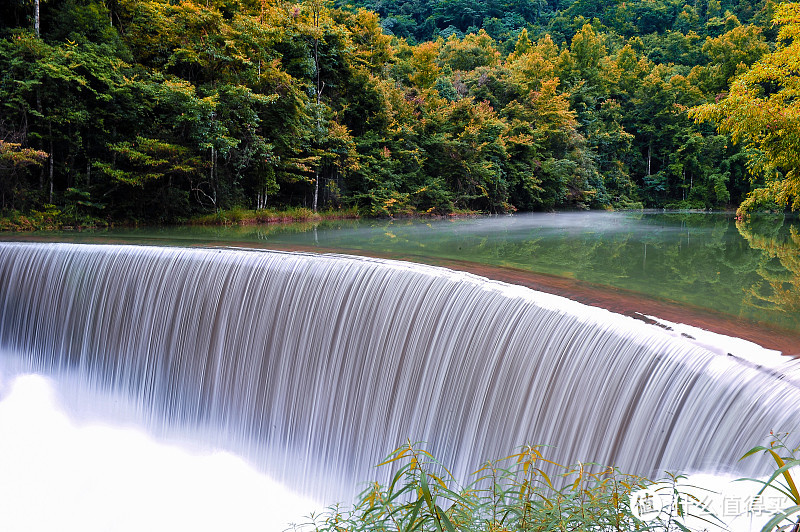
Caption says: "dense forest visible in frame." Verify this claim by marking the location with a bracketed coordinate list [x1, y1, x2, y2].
[0, 0, 798, 225]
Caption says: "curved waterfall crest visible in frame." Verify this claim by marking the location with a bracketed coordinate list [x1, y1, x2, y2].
[1, 242, 798, 499]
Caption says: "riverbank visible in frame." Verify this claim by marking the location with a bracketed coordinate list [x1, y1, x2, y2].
[0, 206, 486, 231]
[189, 207, 360, 226]
[0, 206, 360, 231]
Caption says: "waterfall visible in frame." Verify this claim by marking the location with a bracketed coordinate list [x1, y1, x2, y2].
[0, 242, 798, 501]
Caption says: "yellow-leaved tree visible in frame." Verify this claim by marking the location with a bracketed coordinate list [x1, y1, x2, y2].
[691, 2, 800, 216]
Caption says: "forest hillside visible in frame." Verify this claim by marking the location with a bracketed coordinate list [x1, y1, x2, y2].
[0, 0, 797, 225]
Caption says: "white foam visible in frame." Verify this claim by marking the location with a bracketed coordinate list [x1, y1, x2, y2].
[0, 373, 319, 532]
[645, 315, 790, 366]
[669, 472, 799, 532]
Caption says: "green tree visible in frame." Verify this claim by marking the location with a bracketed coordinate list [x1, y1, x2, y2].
[438, 30, 500, 72]
[698, 22, 769, 95]
[691, 2, 800, 215]
[0, 141, 48, 210]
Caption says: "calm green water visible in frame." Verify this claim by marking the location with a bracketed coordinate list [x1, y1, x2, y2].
[4, 211, 799, 333]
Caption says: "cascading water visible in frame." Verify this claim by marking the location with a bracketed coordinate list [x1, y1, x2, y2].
[0, 242, 798, 503]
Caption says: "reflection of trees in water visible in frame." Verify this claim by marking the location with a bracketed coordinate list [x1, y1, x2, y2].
[737, 217, 800, 313]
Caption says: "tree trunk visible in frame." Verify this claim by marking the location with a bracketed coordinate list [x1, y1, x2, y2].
[313, 36, 321, 213]
[647, 142, 652, 176]
[682, 168, 686, 200]
[313, 169, 319, 213]
[48, 148, 54, 203]
[37, 93, 43, 190]
[210, 145, 218, 211]
[48, 132, 54, 204]
[312, 1, 323, 213]
[34, 0, 40, 37]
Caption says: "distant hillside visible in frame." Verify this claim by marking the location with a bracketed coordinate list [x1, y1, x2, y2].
[339, 0, 772, 45]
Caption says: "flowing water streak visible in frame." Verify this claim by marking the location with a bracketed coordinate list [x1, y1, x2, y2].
[0, 242, 798, 501]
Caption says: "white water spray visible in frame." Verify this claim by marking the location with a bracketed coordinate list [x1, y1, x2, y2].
[0, 371, 318, 531]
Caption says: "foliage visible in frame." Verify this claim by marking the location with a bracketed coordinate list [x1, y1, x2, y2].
[737, 217, 800, 313]
[190, 205, 358, 225]
[0, 141, 48, 211]
[740, 431, 800, 532]
[0, 0, 791, 226]
[297, 442, 721, 532]
[691, 3, 800, 217]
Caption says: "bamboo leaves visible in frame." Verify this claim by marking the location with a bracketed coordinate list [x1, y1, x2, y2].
[740, 432, 800, 532]
[301, 442, 729, 532]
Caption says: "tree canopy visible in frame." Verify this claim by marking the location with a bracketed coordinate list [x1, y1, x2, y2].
[692, 2, 800, 216]
[0, 0, 793, 225]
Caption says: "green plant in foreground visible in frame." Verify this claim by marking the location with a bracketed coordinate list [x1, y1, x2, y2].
[742, 432, 800, 532]
[294, 442, 722, 532]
